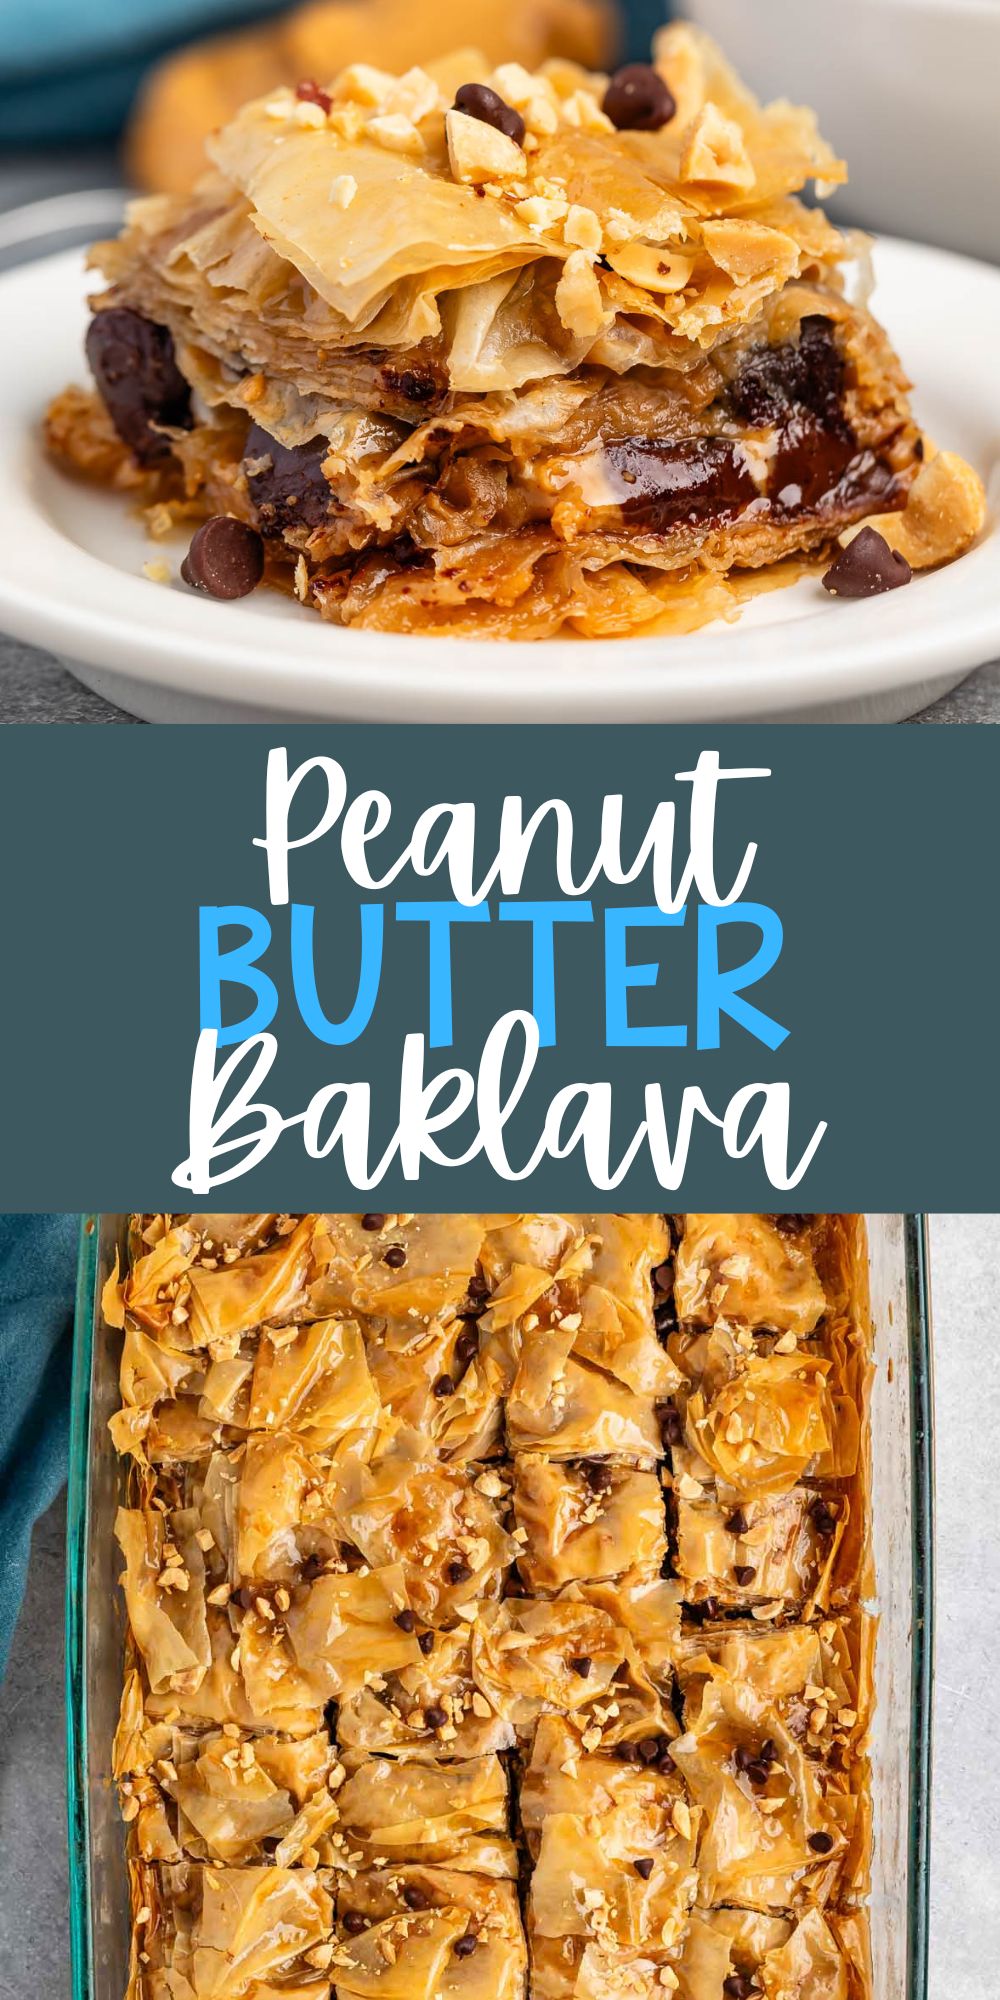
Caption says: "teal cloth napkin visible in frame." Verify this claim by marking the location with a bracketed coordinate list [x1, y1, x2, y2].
[0, 1214, 80, 1677]
[0, 3, 288, 144]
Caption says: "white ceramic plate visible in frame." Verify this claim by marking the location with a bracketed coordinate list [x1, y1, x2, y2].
[0, 240, 997, 723]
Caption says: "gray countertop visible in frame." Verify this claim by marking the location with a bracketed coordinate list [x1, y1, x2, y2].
[1, 1213, 998, 1997]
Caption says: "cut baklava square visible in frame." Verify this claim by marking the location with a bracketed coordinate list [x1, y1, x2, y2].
[673, 1215, 827, 1336]
[521, 1717, 700, 1952]
[114, 1677, 340, 1864]
[323, 1752, 517, 1874]
[333, 1871, 527, 2000]
[511, 1453, 668, 1591]
[128, 1861, 336, 2000]
[671, 1905, 870, 2000]
[667, 1658, 862, 1910]
[672, 1483, 856, 1614]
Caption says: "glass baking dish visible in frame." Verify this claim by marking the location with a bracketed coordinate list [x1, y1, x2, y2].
[65, 1213, 934, 2000]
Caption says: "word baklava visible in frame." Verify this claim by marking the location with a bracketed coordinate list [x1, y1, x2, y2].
[47, 27, 983, 636]
[105, 1212, 874, 2000]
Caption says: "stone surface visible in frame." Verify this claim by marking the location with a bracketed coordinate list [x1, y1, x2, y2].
[0, 1215, 997, 1996]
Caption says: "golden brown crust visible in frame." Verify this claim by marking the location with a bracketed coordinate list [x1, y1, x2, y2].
[110, 1212, 872, 2000]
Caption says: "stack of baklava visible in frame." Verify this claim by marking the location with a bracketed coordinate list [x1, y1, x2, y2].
[106, 1211, 873, 2000]
[48, 27, 984, 636]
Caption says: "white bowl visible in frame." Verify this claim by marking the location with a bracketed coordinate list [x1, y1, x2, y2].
[685, 0, 1000, 264]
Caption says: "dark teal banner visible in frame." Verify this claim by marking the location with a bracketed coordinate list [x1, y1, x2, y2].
[0, 724, 995, 1208]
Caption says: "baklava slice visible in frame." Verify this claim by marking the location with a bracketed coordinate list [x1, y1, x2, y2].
[47, 28, 982, 637]
[332, 1871, 528, 2000]
[321, 1751, 518, 1873]
[127, 1861, 336, 2000]
[113, 1678, 341, 1865]
[511, 1452, 668, 1592]
[671, 1906, 870, 2000]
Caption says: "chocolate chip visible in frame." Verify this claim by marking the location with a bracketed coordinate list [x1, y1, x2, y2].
[380, 363, 444, 411]
[243, 424, 331, 536]
[732, 1564, 756, 1587]
[811, 1497, 839, 1535]
[723, 1977, 758, 1999]
[361, 1213, 386, 1231]
[383, 1244, 407, 1268]
[615, 1740, 641, 1764]
[808, 1831, 835, 1853]
[181, 516, 264, 600]
[455, 1325, 480, 1364]
[342, 1912, 367, 1935]
[758, 1739, 777, 1766]
[686, 1594, 719, 1626]
[822, 526, 912, 599]
[296, 78, 332, 112]
[447, 1560, 473, 1585]
[394, 1608, 417, 1632]
[745, 1760, 772, 1787]
[633, 1857, 655, 1880]
[453, 1934, 479, 1958]
[655, 1742, 675, 1772]
[733, 1745, 754, 1775]
[725, 1509, 749, 1536]
[467, 1271, 490, 1302]
[658, 1402, 684, 1448]
[609, 435, 758, 532]
[301, 1552, 326, 1581]
[423, 1704, 448, 1729]
[86, 307, 192, 464]
[418, 1630, 435, 1656]
[581, 1458, 614, 1492]
[402, 1884, 431, 1910]
[433, 1373, 455, 1398]
[603, 63, 676, 131]
[730, 318, 844, 432]
[569, 1655, 592, 1678]
[638, 1735, 663, 1764]
[651, 1259, 674, 1295]
[453, 82, 525, 144]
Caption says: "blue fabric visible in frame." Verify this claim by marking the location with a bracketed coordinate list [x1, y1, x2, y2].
[0, 2, 289, 144]
[0, 1214, 80, 1678]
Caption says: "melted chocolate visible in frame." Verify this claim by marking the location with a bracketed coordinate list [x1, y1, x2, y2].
[606, 437, 758, 530]
[243, 423, 332, 536]
[608, 317, 900, 538]
[86, 307, 192, 465]
[729, 315, 846, 432]
[380, 353, 449, 417]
